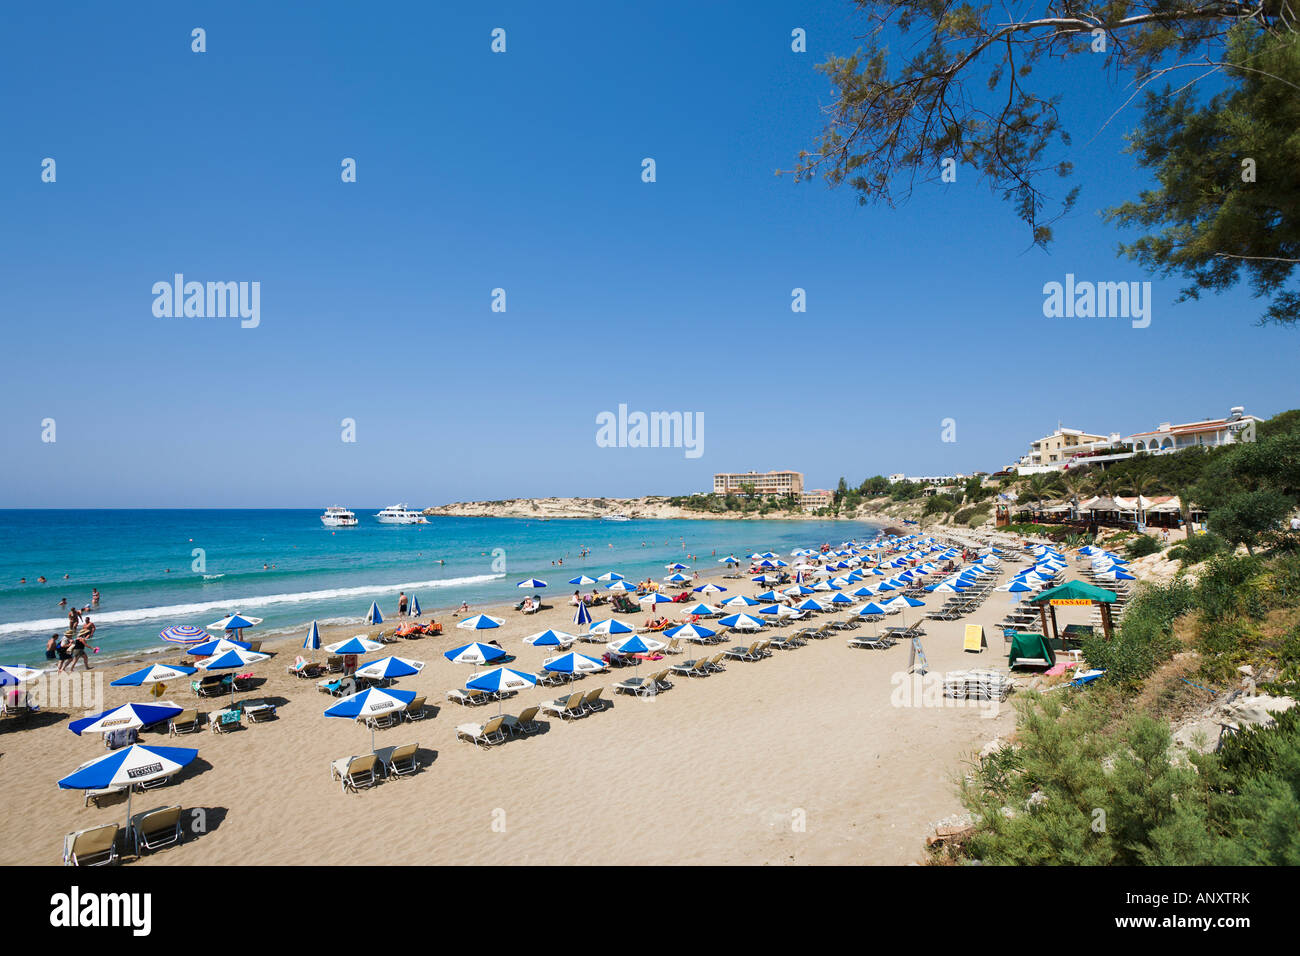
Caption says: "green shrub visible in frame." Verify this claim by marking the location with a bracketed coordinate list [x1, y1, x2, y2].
[1195, 554, 1266, 624]
[1176, 531, 1228, 566]
[1126, 535, 1163, 559]
[1080, 580, 1195, 687]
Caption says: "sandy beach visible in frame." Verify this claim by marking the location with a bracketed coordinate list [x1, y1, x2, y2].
[1, 538, 1031, 866]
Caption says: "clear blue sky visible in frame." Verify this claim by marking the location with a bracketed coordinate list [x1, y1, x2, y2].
[1, 1, 1291, 507]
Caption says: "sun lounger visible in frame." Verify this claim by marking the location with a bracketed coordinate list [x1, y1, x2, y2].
[210, 708, 242, 733]
[326, 655, 344, 673]
[386, 743, 421, 776]
[403, 695, 427, 721]
[456, 715, 507, 748]
[724, 642, 764, 662]
[366, 710, 400, 731]
[848, 635, 890, 650]
[166, 708, 200, 736]
[578, 687, 607, 714]
[131, 805, 183, 854]
[539, 692, 586, 719]
[330, 753, 381, 792]
[502, 705, 541, 736]
[244, 700, 277, 723]
[192, 676, 228, 698]
[446, 688, 490, 707]
[63, 824, 119, 866]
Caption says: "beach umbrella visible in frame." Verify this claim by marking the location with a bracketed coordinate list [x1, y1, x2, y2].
[443, 642, 507, 666]
[828, 593, 854, 606]
[187, 636, 251, 658]
[568, 575, 598, 586]
[588, 619, 634, 636]
[795, 598, 827, 612]
[353, 656, 425, 682]
[523, 628, 577, 648]
[196, 647, 271, 701]
[69, 702, 183, 737]
[207, 614, 262, 638]
[605, 580, 638, 592]
[607, 635, 666, 671]
[572, 602, 592, 627]
[693, 583, 726, 595]
[303, 620, 322, 654]
[755, 590, 781, 603]
[639, 593, 675, 605]
[857, 601, 889, 616]
[516, 578, 549, 589]
[665, 563, 691, 571]
[719, 612, 764, 631]
[364, 601, 384, 625]
[720, 595, 759, 607]
[682, 603, 718, 617]
[597, 572, 625, 582]
[324, 687, 416, 752]
[58, 744, 198, 852]
[542, 652, 606, 675]
[664, 573, 692, 585]
[467, 667, 538, 714]
[160, 625, 208, 647]
[325, 636, 384, 656]
[409, 594, 421, 617]
[456, 614, 504, 631]
[717, 555, 739, 565]
[665, 622, 717, 642]
[111, 663, 197, 687]
[886, 595, 926, 628]
[0, 664, 45, 686]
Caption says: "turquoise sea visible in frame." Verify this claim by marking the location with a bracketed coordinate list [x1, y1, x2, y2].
[0, 510, 880, 666]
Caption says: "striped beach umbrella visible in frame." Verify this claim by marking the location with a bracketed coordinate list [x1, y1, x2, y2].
[69, 702, 183, 736]
[456, 614, 504, 631]
[693, 583, 726, 595]
[304, 620, 322, 652]
[208, 614, 261, 633]
[665, 622, 716, 641]
[160, 625, 209, 647]
[187, 637, 251, 658]
[467, 666, 538, 716]
[572, 602, 592, 627]
[607, 635, 666, 655]
[795, 598, 827, 612]
[409, 595, 421, 617]
[639, 593, 675, 605]
[516, 578, 549, 589]
[588, 619, 634, 636]
[605, 580, 637, 592]
[682, 603, 718, 616]
[111, 663, 197, 687]
[719, 612, 765, 631]
[665, 562, 691, 570]
[568, 575, 598, 586]
[0, 664, 44, 685]
[664, 573, 692, 585]
[597, 571, 625, 582]
[365, 601, 384, 625]
[720, 595, 759, 607]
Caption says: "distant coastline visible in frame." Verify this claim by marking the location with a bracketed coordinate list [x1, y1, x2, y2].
[422, 495, 919, 523]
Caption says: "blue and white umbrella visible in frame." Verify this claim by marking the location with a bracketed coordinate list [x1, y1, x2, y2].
[59, 744, 198, 844]
[69, 702, 183, 736]
[605, 580, 638, 592]
[693, 583, 726, 595]
[111, 663, 197, 687]
[665, 622, 716, 641]
[0, 664, 44, 685]
[717, 554, 739, 564]
[588, 619, 634, 636]
[325, 636, 384, 656]
[353, 656, 425, 681]
[207, 614, 261, 634]
[523, 629, 577, 648]
[187, 636, 251, 658]
[572, 602, 593, 627]
[857, 601, 889, 616]
[664, 573, 692, 585]
[568, 575, 598, 586]
[456, 614, 504, 631]
[365, 601, 384, 625]
[682, 603, 718, 616]
[665, 562, 691, 571]
[325, 687, 417, 751]
[719, 612, 765, 631]
[597, 571, 625, 582]
[516, 578, 549, 589]
[196, 647, 270, 700]
[607, 635, 666, 655]
[795, 598, 827, 612]
[639, 593, 675, 605]
[160, 625, 209, 647]
[303, 620, 322, 652]
[543, 652, 606, 675]
[444, 642, 507, 666]
[409, 594, 421, 617]
[720, 595, 759, 607]
[466, 666, 537, 697]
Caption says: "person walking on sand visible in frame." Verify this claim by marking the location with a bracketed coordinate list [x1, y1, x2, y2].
[56, 634, 74, 673]
[398, 591, 408, 617]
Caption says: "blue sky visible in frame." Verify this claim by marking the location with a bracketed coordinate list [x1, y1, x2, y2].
[1, 1, 1291, 507]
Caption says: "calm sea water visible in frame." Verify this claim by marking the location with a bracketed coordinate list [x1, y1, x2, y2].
[0, 510, 879, 666]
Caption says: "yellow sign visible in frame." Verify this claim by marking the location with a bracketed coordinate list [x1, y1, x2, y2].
[150, 682, 166, 698]
[963, 624, 987, 652]
[1049, 599, 1092, 606]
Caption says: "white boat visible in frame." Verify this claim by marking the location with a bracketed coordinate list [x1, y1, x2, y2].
[320, 506, 358, 527]
[604, 513, 631, 522]
[375, 504, 428, 525]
